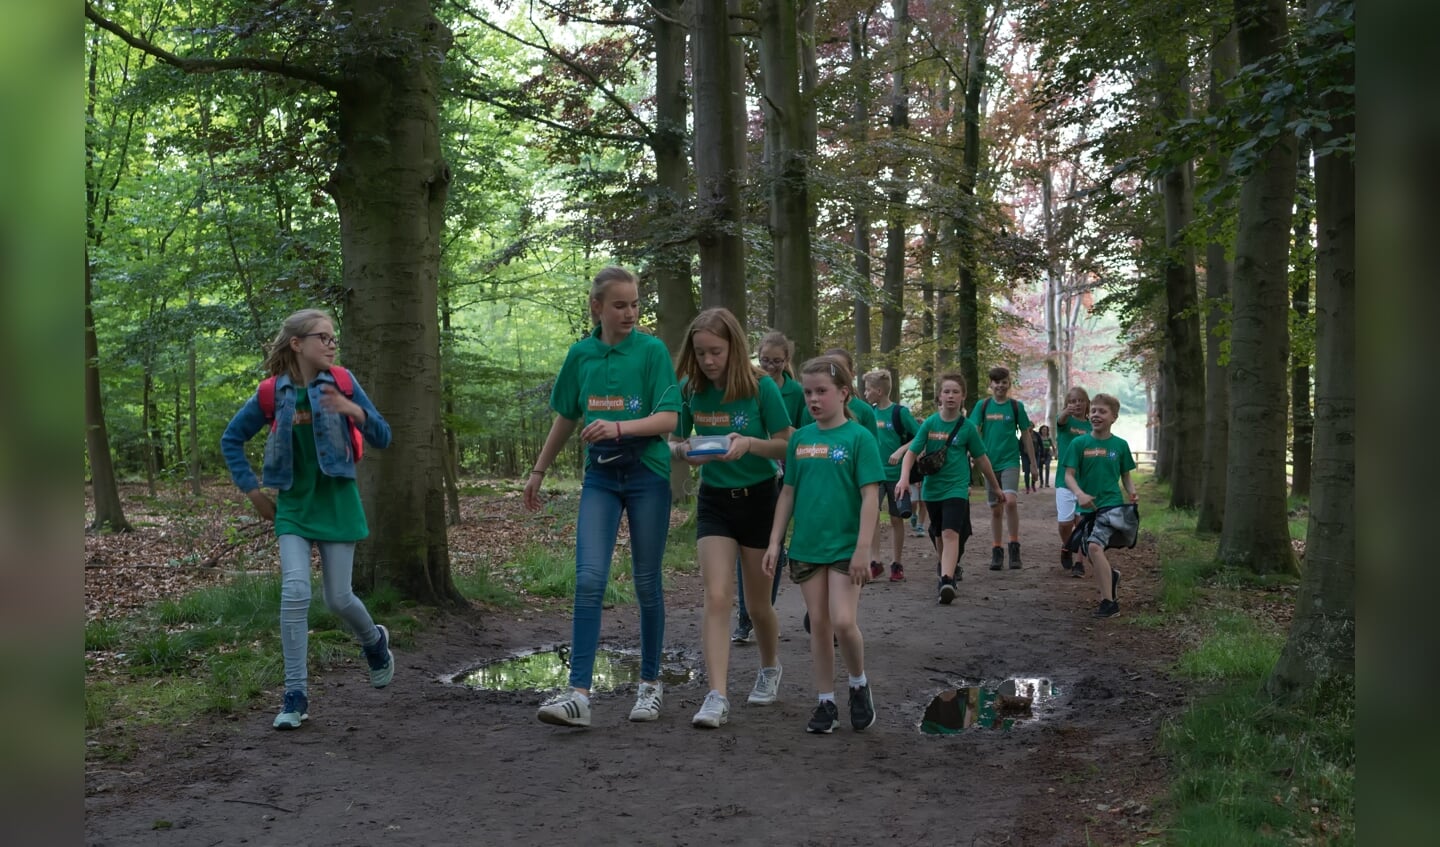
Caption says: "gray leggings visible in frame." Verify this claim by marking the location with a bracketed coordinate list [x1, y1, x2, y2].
[278, 534, 380, 695]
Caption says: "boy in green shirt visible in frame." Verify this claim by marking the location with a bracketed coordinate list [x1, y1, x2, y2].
[1061, 393, 1139, 619]
[863, 369, 921, 581]
[971, 366, 1038, 570]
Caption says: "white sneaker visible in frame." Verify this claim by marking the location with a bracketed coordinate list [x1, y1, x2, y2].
[747, 666, 783, 705]
[536, 690, 591, 727]
[691, 691, 730, 728]
[629, 681, 663, 722]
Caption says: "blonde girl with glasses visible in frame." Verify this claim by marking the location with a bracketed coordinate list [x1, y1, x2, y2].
[220, 309, 394, 731]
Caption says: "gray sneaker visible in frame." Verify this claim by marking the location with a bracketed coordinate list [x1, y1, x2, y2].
[747, 666, 783, 705]
[362, 624, 394, 688]
[273, 690, 308, 730]
[536, 690, 591, 727]
[692, 691, 730, 728]
[731, 615, 754, 644]
[629, 681, 663, 721]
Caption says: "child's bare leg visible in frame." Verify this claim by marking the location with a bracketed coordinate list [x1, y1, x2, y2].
[940, 529, 961, 579]
[990, 501, 1005, 546]
[1088, 542, 1115, 601]
[799, 575, 833, 692]
[698, 537, 739, 694]
[1058, 518, 1075, 547]
[738, 546, 779, 668]
[1004, 492, 1021, 540]
[869, 510, 883, 563]
[890, 516, 905, 562]
[828, 570, 865, 678]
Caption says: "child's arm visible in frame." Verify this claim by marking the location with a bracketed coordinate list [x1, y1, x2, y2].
[1121, 470, 1138, 503]
[888, 443, 910, 465]
[899, 449, 918, 488]
[524, 415, 580, 511]
[850, 483, 880, 585]
[582, 411, 677, 443]
[974, 455, 1002, 494]
[1065, 467, 1094, 510]
[725, 427, 793, 462]
[763, 484, 796, 576]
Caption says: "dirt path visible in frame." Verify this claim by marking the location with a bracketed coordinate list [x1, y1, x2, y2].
[86, 488, 1183, 846]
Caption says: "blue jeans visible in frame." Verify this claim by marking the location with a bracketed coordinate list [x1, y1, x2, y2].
[570, 465, 670, 689]
[736, 546, 784, 626]
[278, 534, 381, 695]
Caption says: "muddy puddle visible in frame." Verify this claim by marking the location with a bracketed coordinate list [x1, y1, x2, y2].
[920, 677, 1061, 733]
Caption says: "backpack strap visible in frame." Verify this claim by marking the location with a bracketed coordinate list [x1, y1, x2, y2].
[258, 377, 278, 428]
[327, 366, 364, 462]
[891, 404, 910, 442]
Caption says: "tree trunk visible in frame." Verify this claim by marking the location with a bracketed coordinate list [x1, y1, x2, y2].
[760, 0, 815, 358]
[1154, 349, 1174, 482]
[693, 0, 748, 322]
[1154, 54, 1206, 507]
[84, 252, 132, 533]
[1041, 160, 1063, 426]
[652, 0, 696, 355]
[1218, 0, 1300, 575]
[850, 16, 873, 358]
[1197, 22, 1237, 533]
[1267, 0, 1353, 697]
[956, 1, 988, 399]
[327, 0, 462, 604]
[1290, 141, 1314, 498]
[880, 0, 910, 373]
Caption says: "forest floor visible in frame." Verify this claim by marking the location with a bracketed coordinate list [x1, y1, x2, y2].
[86, 481, 1190, 846]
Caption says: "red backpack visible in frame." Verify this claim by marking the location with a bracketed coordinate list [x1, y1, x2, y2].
[257, 366, 364, 462]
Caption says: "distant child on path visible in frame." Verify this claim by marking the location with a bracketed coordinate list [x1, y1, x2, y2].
[764, 356, 885, 734]
[1036, 425, 1054, 488]
[1061, 393, 1139, 618]
[971, 367, 1038, 570]
[898, 372, 1001, 604]
[1053, 387, 1092, 574]
[864, 369, 920, 582]
[671, 308, 793, 728]
[732, 330, 803, 644]
[524, 267, 681, 728]
[220, 309, 394, 731]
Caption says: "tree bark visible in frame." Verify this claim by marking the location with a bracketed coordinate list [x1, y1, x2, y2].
[1290, 141, 1314, 497]
[1266, 0, 1353, 699]
[760, 0, 815, 357]
[692, 0, 748, 322]
[1154, 53, 1206, 508]
[652, 0, 696, 355]
[955, 0, 988, 399]
[1218, 0, 1300, 574]
[880, 0, 910, 374]
[1041, 160, 1063, 426]
[84, 252, 132, 533]
[1197, 22, 1237, 533]
[849, 16, 873, 357]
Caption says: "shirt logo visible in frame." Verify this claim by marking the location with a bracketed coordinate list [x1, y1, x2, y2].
[795, 444, 830, 460]
[1083, 447, 1109, 458]
[588, 395, 642, 413]
[928, 430, 951, 441]
[293, 409, 313, 425]
[986, 412, 1008, 421]
[695, 411, 731, 428]
[731, 412, 750, 430]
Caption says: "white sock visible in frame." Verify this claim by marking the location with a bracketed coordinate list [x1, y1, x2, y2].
[818, 692, 836, 704]
[709, 689, 726, 700]
[572, 690, 590, 705]
[849, 673, 868, 689]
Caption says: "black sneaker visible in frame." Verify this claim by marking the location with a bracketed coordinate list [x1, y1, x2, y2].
[1111, 568, 1121, 602]
[1060, 548, 1074, 570]
[1093, 599, 1120, 618]
[989, 547, 1004, 571]
[849, 683, 877, 731]
[807, 700, 840, 734]
[938, 576, 957, 605]
[1072, 559, 1086, 577]
[1008, 541, 1023, 569]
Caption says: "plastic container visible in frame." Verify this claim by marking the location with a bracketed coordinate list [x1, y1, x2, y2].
[686, 435, 731, 457]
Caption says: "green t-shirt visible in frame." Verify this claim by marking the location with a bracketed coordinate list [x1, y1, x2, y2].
[1054, 414, 1092, 468]
[798, 395, 879, 442]
[775, 372, 805, 427]
[1060, 433, 1136, 513]
[907, 412, 988, 501]
[551, 327, 681, 479]
[781, 420, 886, 564]
[873, 402, 921, 483]
[677, 375, 792, 488]
[275, 391, 369, 542]
[970, 396, 1031, 471]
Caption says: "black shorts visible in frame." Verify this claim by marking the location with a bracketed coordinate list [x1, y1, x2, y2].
[925, 498, 973, 543]
[696, 479, 780, 549]
[880, 480, 906, 519]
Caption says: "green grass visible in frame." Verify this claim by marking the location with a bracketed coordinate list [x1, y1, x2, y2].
[454, 567, 523, 607]
[503, 543, 637, 604]
[1138, 475, 1353, 844]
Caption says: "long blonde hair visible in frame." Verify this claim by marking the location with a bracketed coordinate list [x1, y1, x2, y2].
[589, 266, 638, 325]
[262, 309, 332, 384]
[677, 307, 761, 403]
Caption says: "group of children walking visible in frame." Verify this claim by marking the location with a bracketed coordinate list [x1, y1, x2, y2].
[222, 267, 1139, 734]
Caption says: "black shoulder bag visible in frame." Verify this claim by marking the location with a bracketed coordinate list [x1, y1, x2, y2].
[913, 416, 966, 479]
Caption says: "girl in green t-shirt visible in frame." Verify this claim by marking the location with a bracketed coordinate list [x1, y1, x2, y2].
[523, 267, 681, 729]
[219, 309, 395, 731]
[764, 356, 885, 734]
[670, 308, 793, 728]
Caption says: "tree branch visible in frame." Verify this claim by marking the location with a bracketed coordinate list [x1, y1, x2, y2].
[85, 2, 344, 92]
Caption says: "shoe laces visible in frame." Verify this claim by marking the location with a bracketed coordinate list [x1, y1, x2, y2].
[636, 683, 661, 707]
[702, 691, 727, 711]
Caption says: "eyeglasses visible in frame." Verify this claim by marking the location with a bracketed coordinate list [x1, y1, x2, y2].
[300, 332, 339, 347]
[758, 357, 787, 368]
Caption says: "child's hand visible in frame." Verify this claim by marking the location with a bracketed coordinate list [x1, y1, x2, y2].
[848, 553, 870, 586]
[1077, 491, 1095, 510]
[318, 384, 364, 423]
[762, 545, 779, 577]
[523, 473, 544, 511]
[722, 433, 749, 462]
[1129, 490, 1139, 504]
[247, 489, 276, 521]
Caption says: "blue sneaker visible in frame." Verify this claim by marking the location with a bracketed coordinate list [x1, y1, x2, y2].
[363, 624, 394, 688]
[273, 690, 308, 730]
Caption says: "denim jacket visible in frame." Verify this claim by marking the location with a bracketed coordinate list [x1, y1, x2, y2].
[220, 370, 392, 493]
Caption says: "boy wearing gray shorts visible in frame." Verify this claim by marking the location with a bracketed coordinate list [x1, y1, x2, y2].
[972, 367, 1038, 571]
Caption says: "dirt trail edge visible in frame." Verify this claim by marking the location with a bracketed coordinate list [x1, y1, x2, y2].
[87, 489, 1182, 846]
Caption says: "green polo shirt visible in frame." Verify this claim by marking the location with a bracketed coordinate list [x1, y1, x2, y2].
[907, 412, 988, 501]
[970, 396, 1031, 472]
[1061, 433, 1136, 513]
[1054, 414, 1092, 468]
[677, 375, 792, 488]
[782, 420, 886, 564]
[551, 326, 681, 478]
[275, 391, 368, 541]
[873, 402, 921, 483]
[775, 371, 805, 427]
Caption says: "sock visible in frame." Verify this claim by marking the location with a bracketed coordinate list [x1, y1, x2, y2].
[818, 692, 836, 704]
[849, 673, 868, 689]
[709, 688, 726, 700]
[573, 690, 591, 705]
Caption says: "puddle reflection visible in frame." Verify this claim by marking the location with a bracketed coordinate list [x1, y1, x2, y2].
[450, 645, 698, 693]
[920, 677, 1060, 733]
